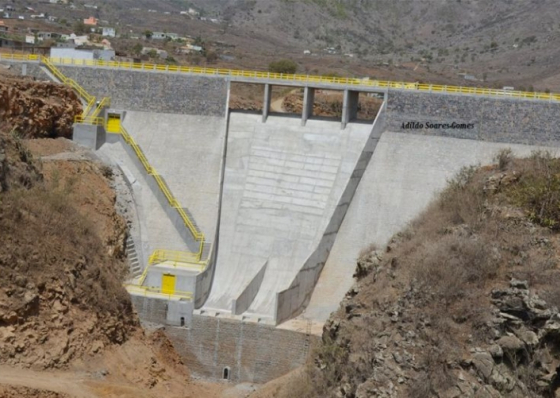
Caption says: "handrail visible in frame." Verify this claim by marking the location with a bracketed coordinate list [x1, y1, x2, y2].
[124, 284, 193, 300]
[117, 125, 206, 257]
[2, 53, 559, 102]
[74, 115, 105, 125]
[90, 96, 111, 118]
[39, 56, 97, 117]
[149, 249, 207, 268]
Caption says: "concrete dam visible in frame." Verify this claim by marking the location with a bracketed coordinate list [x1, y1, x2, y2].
[6, 57, 560, 383]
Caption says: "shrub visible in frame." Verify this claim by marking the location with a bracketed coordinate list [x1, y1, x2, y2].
[268, 59, 298, 74]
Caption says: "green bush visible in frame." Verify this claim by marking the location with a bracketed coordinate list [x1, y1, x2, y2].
[268, 59, 298, 74]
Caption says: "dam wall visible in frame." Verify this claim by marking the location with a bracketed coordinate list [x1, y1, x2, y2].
[275, 102, 386, 324]
[385, 90, 560, 146]
[203, 113, 372, 321]
[55, 65, 227, 116]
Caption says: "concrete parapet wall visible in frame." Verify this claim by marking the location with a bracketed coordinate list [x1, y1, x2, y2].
[275, 103, 386, 324]
[386, 90, 560, 146]
[55, 65, 228, 116]
[165, 315, 315, 383]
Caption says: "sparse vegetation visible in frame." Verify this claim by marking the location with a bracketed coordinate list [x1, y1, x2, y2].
[282, 151, 560, 397]
[268, 59, 298, 74]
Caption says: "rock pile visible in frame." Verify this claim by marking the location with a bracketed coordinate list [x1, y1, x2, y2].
[0, 76, 82, 139]
[321, 278, 560, 398]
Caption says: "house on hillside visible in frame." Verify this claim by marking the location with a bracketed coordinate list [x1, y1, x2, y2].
[61, 33, 89, 46]
[0, 21, 8, 33]
[102, 27, 115, 37]
[178, 44, 202, 54]
[152, 32, 166, 40]
[141, 46, 168, 59]
[83, 16, 97, 26]
[37, 32, 61, 41]
[50, 47, 115, 61]
[151, 32, 179, 40]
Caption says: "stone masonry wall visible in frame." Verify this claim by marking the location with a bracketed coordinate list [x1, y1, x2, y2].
[56, 65, 228, 116]
[165, 315, 316, 384]
[386, 90, 560, 146]
[130, 295, 167, 325]
[131, 295, 313, 383]
[0, 61, 50, 81]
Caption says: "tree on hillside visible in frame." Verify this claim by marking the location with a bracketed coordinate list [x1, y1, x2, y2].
[144, 30, 153, 39]
[268, 59, 298, 74]
[132, 43, 143, 55]
[73, 20, 86, 35]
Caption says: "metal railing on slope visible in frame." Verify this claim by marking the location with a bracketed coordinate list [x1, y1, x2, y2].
[74, 116, 105, 125]
[39, 56, 97, 117]
[3, 53, 560, 102]
[90, 96, 111, 118]
[116, 125, 206, 260]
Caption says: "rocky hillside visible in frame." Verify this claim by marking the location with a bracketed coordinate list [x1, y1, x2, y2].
[0, 75, 136, 369]
[0, 73, 235, 398]
[189, 0, 560, 88]
[0, 75, 82, 139]
[275, 150, 560, 398]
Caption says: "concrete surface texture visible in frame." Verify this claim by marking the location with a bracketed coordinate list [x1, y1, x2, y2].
[122, 111, 225, 243]
[203, 113, 372, 320]
[97, 140, 189, 261]
[300, 131, 560, 323]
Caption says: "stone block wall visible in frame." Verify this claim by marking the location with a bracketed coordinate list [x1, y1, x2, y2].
[131, 295, 313, 383]
[385, 90, 560, 146]
[130, 295, 168, 324]
[56, 65, 228, 116]
[165, 315, 315, 384]
[0, 61, 49, 80]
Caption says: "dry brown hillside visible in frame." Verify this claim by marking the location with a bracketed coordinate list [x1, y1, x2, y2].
[262, 150, 560, 398]
[0, 74, 227, 398]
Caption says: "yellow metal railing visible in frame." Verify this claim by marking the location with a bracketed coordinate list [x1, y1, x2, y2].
[39, 56, 97, 117]
[124, 284, 193, 300]
[116, 125, 206, 256]
[0, 53, 40, 61]
[2, 53, 560, 102]
[149, 249, 207, 268]
[43, 56, 560, 102]
[91, 96, 111, 118]
[74, 115, 105, 125]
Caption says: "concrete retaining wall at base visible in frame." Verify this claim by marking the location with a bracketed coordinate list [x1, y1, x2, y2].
[165, 315, 316, 383]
